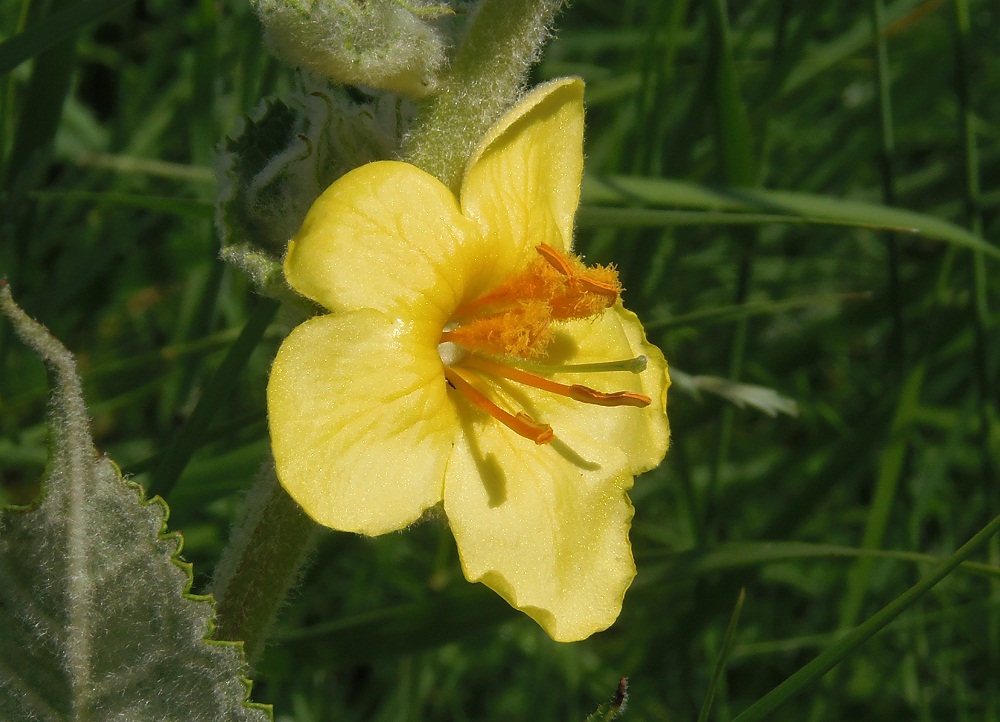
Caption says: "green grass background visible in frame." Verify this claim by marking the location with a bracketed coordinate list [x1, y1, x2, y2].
[2, 0, 999, 719]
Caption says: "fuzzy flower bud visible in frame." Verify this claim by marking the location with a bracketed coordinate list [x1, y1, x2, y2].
[216, 73, 411, 255]
[252, 0, 452, 98]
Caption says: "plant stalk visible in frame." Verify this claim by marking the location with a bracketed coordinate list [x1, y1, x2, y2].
[402, 0, 566, 191]
[211, 464, 319, 666]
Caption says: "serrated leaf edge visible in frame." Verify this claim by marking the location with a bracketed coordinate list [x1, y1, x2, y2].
[1, 283, 273, 721]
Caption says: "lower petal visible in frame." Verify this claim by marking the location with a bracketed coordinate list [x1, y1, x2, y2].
[443, 421, 636, 642]
[268, 310, 456, 535]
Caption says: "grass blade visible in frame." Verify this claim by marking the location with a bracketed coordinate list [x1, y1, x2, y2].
[697, 588, 746, 722]
[0, 0, 134, 78]
[582, 175, 1000, 259]
[147, 298, 278, 499]
[731, 512, 1000, 722]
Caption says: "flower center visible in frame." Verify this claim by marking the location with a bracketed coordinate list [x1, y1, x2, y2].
[438, 244, 651, 444]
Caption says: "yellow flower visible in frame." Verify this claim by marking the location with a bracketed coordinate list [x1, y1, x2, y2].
[267, 78, 670, 641]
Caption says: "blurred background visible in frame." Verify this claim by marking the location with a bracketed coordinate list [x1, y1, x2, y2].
[2, 1, 998, 719]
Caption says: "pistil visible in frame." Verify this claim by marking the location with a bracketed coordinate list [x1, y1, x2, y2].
[461, 355, 650, 408]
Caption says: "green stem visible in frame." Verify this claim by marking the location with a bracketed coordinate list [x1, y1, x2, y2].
[703, 0, 757, 541]
[952, 2, 997, 719]
[211, 464, 318, 666]
[697, 588, 746, 722]
[806, 10, 908, 715]
[402, 0, 566, 191]
[870, 0, 906, 374]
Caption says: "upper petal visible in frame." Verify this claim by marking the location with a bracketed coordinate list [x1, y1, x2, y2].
[268, 309, 457, 535]
[459, 78, 586, 291]
[284, 161, 475, 315]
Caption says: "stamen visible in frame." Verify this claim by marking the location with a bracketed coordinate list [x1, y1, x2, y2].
[444, 368, 554, 444]
[536, 243, 621, 311]
[536, 243, 575, 277]
[439, 300, 553, 358]
[578, 275, 620, 297]
[462, 355, 651, 408]
[511, 355, 648, 376]
[439, 244, 640, 440]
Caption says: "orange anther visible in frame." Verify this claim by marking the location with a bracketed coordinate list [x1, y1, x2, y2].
[461, 356, 651, 409]
[536, 243, 575, 277]
[579, 275, 621, 298]
[565, 385, 650, 407]
[444, 368, 554, 444]
[537, 244, 621, 302]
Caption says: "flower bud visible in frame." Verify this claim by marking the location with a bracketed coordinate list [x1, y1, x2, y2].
[216, 73, 412, 255]
[252, 0, 452, 98]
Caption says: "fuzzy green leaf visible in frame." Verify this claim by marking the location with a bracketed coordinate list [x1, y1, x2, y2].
[0, 286, 271, 722]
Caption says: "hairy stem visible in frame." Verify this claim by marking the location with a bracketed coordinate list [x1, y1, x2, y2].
[211, 464, 318, 666]
[402, 0, 566, 191]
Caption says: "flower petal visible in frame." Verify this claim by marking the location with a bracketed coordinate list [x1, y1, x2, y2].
[444, 419, 636, 642]
[284, 161, 474, 315]
[556, 304, 671, 474]
[442, 305, 668, 640]
[505, 304, 670, 475]
[460, 78, 585, 288]
[268, 309, 457, 535]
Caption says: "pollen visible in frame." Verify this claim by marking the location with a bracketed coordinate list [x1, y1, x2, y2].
[439, 243, 647, 444]
[441, 300, 553, 358]
[536, 243, 622, 319]
[451, 244, 622, 334]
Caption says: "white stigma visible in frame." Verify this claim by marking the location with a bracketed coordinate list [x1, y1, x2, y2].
[437, 340, 466, 367]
